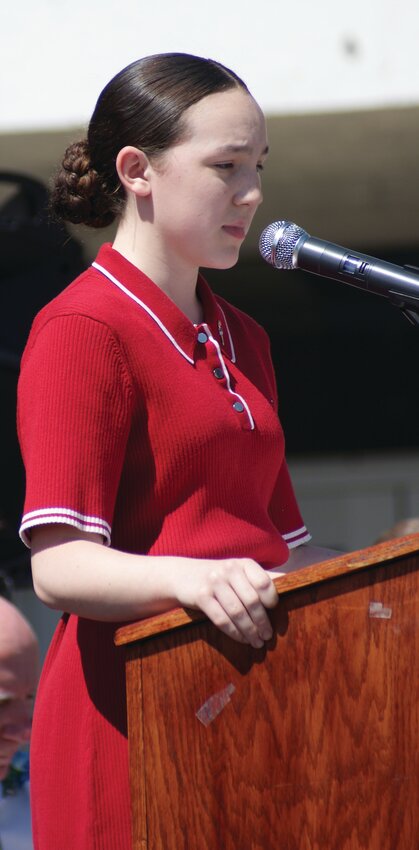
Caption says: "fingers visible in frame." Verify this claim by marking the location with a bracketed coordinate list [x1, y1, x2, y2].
[196, 559, 278, 649]
[242, 560, 280, 609]
[198, 595, 250, 646]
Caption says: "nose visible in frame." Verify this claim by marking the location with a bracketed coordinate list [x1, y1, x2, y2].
[233, 173, 263, 209]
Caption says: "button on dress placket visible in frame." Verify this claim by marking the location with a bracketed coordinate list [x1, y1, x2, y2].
[196, 324, 254, 430]
[91, 261, 254, 428]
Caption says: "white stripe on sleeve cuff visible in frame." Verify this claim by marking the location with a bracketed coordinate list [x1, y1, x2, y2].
[282, 525, 312, 549]
[19, 508, 111, 548]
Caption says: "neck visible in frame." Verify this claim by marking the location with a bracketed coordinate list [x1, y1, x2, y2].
[112, 219, 204, 324]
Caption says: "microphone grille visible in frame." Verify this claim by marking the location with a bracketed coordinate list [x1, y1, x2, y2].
[259, 220, 307, 269]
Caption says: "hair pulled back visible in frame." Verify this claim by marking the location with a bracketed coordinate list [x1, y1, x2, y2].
[50, 53, 248, 229]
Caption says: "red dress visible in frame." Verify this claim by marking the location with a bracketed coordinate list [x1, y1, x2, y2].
[18, 245, 310, 849]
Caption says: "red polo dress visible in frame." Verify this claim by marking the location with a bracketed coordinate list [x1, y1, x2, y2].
[18, 244, 310, 850]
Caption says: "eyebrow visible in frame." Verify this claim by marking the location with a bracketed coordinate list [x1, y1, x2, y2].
[213, 144, 270, 157]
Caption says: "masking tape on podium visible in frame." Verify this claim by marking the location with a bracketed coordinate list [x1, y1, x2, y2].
[196, 683, 236, 727]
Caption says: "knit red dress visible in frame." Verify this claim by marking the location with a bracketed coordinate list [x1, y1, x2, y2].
[18, 245, 310, 849]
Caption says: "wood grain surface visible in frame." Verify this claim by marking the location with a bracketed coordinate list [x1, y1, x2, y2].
[122, 544, 419, 850]
[115, 535, 419, 645]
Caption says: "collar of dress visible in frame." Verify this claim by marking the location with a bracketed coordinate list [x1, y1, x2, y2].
[92, 244, 236, 367]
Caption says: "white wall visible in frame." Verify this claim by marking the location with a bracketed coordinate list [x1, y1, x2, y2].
[288, 452, 419, 552]
[2, 0, 419, 131]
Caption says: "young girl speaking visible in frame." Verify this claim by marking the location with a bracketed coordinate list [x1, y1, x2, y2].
[18, 53, 312, 849]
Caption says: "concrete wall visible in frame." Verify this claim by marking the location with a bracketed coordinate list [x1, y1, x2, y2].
[2, 1, 419, 249]
[2, 0, 419, 132]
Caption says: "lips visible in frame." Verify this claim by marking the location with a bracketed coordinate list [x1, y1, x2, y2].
[222, 225, 246, 240]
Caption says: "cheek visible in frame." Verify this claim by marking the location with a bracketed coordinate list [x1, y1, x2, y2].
[173, 175, 227, 212]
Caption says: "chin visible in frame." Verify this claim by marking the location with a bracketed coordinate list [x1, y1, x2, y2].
[203, 253, 241, 271]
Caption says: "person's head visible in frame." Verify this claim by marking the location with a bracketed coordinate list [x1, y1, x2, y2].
[0, 598, 39, 779]
[375, 517, 419, 543]
[51, 53, 250, 228]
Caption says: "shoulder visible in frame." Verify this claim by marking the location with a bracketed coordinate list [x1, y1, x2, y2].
[19, 278, 134, 406]
[27, 263, 120, 336]
[21, 253, 135, 376]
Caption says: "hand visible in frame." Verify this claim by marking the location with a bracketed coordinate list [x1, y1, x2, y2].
[171, 558, 278, 648]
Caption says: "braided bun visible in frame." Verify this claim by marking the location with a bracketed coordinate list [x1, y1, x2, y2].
[50, 139, 121, 228]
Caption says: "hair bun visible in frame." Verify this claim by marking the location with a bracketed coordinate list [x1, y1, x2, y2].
[50, 139, 117, 228]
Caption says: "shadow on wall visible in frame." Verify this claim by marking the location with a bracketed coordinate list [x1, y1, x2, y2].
[0, 172, 86, 588]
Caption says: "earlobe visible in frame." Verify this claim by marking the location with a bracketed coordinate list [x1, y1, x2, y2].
[116, 146, 152, 197]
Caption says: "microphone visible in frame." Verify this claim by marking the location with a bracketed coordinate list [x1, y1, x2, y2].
[259, 220, 419, 319]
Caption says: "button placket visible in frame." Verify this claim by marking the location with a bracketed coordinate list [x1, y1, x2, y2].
[196, 324, 254, 430]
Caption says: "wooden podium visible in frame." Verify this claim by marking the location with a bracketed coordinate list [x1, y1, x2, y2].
[115, 537, 419, 850]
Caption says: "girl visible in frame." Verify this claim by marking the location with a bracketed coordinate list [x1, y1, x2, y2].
[18, 53, 313, 849]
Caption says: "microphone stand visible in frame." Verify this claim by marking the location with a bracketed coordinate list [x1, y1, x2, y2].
[389, 265, 419, 326]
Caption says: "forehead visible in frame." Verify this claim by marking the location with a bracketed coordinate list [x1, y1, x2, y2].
[180, 88, 268, 151]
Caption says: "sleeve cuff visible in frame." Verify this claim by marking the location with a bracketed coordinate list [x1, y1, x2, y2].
[282, 525, 312, 549]
[19, 508, 112, 548]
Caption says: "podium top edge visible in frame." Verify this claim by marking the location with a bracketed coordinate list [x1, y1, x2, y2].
[114, 535, 419, 647]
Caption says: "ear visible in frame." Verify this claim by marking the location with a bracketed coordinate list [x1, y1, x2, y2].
[116, 146, 152, 198]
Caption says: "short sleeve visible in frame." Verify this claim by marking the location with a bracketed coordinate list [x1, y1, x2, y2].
[17, 314, 133, 546]
[269, 460, 311, 549]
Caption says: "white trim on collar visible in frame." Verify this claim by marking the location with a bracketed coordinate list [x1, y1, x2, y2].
[92, 261, 195, 365]
[93, 261, 254, 430]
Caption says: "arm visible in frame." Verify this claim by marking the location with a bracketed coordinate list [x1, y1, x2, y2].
[31, 525, 279, 649]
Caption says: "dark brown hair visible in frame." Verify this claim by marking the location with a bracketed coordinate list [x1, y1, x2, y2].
[50, 53, 248, 228]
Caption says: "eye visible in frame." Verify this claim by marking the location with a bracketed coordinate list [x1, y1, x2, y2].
[257, 163, 265, 172]
[214, 162, 234, 170]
